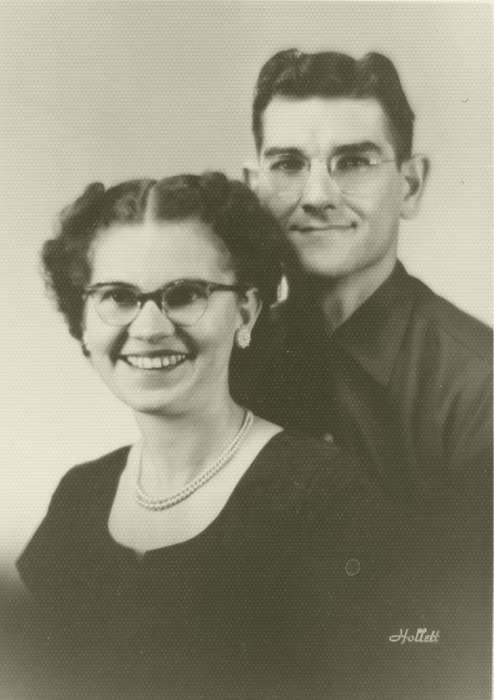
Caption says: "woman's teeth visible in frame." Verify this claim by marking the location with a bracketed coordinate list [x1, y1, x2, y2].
[124, 354, 188, 369]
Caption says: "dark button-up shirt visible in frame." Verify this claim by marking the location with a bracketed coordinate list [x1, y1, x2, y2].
[234, 262, 492, 523]
[232, 262, 492, 690]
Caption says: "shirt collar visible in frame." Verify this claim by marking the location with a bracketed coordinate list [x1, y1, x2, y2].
[331, 262, 415, 386]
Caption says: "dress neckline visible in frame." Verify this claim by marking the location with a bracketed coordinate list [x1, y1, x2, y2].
[99, 429, 291, 561]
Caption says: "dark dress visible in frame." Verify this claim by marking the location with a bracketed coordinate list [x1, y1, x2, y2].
[17, 432, 434, 700]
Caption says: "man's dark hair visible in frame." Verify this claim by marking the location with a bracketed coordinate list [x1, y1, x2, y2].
[252, 49, 415, 162]
[42, 172, 283, 343]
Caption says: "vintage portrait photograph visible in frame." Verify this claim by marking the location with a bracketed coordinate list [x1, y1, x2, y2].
[1, 2, 492, 698]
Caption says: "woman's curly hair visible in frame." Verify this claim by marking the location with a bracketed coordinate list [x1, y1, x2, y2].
[41, 172, 284, 344]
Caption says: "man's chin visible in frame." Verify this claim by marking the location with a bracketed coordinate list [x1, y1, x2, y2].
[294, 256, 356, 281]
[284, 237, 357, 277]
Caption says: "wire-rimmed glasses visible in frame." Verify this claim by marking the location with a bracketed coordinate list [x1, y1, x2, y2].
[261, 148, 398, 195]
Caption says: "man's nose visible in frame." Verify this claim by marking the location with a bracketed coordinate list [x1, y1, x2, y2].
[300, 161, 342, 212]
[128, 299, 175, 340]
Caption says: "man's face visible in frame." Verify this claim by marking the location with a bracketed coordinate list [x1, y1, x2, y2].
[253, 96, 422, 281]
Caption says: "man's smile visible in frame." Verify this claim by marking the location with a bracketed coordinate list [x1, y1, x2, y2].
[290, 222, 357, 234]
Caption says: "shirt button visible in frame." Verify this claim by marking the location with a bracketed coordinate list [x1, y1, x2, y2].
[323, 432, 335, 444]
[345, 558, 361, 576]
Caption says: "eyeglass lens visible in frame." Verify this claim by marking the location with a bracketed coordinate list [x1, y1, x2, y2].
[92, 282, 210, 327]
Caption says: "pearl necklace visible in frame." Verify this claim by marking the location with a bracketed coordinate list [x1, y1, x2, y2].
[135, 410, 254, 511]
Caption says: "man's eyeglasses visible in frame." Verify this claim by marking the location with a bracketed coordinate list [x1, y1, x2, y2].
[83, 279, 249, 328]
[262, 149, 398, 195]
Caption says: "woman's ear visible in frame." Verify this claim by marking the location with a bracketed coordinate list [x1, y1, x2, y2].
[236, 288, 263, 349]
[400, 155, 430, 220]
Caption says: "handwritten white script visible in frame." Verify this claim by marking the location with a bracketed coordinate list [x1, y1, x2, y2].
[389, 628, 440, 644]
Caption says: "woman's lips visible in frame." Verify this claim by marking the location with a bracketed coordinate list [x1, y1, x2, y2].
[120, 351, 190, 370]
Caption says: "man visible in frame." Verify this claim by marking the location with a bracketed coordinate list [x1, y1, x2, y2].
[233, 50, 492, 692]
[239, 48, 491, 514]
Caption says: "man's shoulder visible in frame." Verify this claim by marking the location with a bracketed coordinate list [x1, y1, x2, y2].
[408, 274, 492, 368]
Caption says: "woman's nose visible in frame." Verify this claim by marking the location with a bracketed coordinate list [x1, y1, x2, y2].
[128, 300, 176, 340]
[301, 160, 342, 212]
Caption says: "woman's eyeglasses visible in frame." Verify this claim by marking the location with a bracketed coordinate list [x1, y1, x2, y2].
[83, 279, 249, 328]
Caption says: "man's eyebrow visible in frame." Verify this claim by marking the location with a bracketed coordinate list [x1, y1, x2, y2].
[331, 141, 383, 156]
[262, 147, 304, 158]
[262, 142, 384, 158]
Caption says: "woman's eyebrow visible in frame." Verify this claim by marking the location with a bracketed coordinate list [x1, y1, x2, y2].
[86, 281, 138, 290]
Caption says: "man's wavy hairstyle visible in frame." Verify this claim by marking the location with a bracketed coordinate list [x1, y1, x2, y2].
[41, 172, 283, 344]
[252, 49, 415, 162]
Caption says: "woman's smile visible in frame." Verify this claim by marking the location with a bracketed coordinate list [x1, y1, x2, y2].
[120, 350, 191, 371]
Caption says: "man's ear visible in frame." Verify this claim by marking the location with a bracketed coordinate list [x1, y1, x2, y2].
[81, 333, 91, 358]
[400, 155, 430, 220]
[243, 160, 260, 194]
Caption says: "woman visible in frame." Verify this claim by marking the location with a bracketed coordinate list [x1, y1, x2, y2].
[17, 173, 416, 699]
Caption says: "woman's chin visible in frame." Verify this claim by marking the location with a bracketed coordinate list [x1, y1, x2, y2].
[107, 359, 194, 414]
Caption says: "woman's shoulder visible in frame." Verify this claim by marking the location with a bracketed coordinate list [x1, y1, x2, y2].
[28, 446, 132, 525]
[261, 429, 400, 530]
[260, 428, 345, 465]
[261, 429, 375, 494]
[269, 431, 410, 580]
[16, 446, 131, 590]
[56, 445, 130, 492]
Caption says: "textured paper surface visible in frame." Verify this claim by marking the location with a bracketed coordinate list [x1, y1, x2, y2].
[1, 2, 491, 698]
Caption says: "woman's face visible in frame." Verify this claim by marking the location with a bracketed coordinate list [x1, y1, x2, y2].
[83, 218, 260, 417]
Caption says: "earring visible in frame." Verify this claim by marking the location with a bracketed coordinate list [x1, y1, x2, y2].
[81, 340, 91, 357]
[235, 327, 251, 349]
